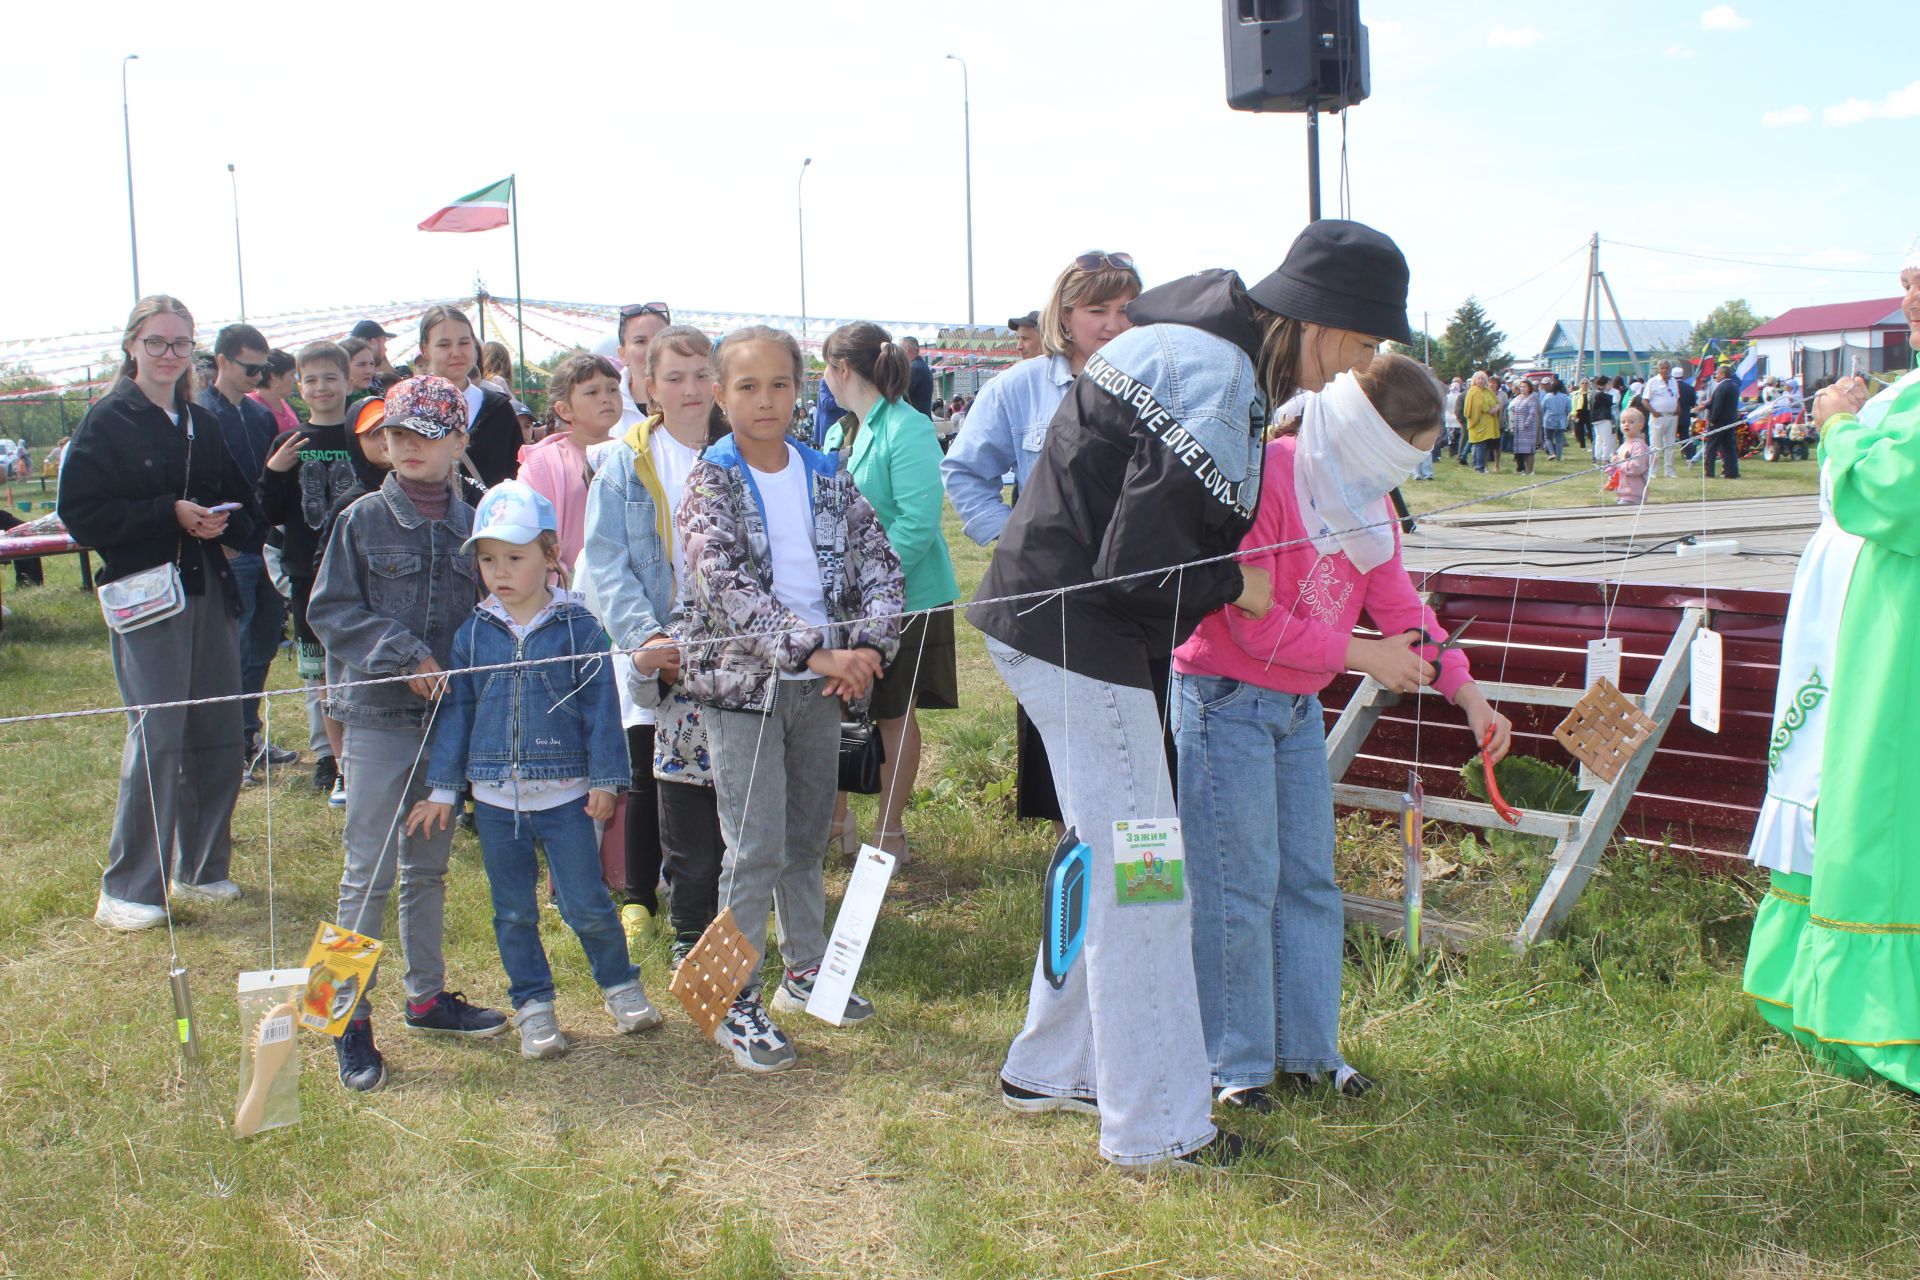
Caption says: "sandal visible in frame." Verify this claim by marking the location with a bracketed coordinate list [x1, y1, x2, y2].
[873, 828, 913, 866]
[828, 812, 859, 857]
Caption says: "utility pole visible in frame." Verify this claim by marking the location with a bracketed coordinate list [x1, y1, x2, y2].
[797, 157, 812, 369]
[945, 55, 974, 325]
[121, 55, 141, 302]
[227, 164, 246, 320]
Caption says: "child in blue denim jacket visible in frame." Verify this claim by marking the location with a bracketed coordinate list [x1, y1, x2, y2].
[409, 480, 662, 1060]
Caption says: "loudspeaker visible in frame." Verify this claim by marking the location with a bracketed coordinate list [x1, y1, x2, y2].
[1223, 0, 1371, 114]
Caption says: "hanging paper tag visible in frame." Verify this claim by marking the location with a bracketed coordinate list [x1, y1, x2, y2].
[1689, 627, 1723, 733]
[1579, 638, 1624, 790]
[1113, 818, 1185, 906]
[297, 922, 384, 1037]
[806, 845, 896, 1026]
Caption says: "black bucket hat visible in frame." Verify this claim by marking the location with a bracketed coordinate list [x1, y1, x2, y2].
[1246, 220, 1412, 345]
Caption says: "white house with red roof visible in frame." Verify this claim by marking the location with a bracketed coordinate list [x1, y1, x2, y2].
[1745, 298, 1911, 385]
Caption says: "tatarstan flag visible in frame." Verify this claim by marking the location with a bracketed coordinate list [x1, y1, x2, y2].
[417, 177, 513, 233]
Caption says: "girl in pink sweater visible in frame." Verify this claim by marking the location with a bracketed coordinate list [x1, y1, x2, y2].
[1171, 353, 1512, 1109]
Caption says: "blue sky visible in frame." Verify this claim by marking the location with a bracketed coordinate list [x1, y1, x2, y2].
[0, 0, 1912, 361]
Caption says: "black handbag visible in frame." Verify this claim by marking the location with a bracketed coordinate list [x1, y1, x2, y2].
[837, 717, 886, 795]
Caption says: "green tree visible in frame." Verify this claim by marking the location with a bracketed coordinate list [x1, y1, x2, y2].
[1436, 297, 1509, 382]
[1389, 331, 1447, 372]
[1686, 299, 1770, 352]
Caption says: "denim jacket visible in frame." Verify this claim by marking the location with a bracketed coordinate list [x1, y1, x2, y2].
[940, 353, 1074, 545]
[677, 434, 903, 714]
[580, 416, 680, 657]
[309, 473, 475, 727]
[425, 591, 630, 799]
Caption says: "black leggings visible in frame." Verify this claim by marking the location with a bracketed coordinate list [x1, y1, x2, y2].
[620, 725, 662, 911]
[659, 779, 725, 944]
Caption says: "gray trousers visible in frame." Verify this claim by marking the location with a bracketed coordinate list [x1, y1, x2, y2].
[708, 678, 840, 988]
[986, 637, 1216, 1166]
[304, 681, 331, 758]
[336, 721, 454, 1003]
[104, 588, 245, 906]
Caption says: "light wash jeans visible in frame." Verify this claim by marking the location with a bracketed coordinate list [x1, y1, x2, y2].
[337, 721, 455, 1003]
[986, 637, 1216, 1166]
[707, 677, 841, 989]
[229, 550, 285, 742]
[473, 800, 639, 1008]
[1172, 675, 1345, 1085]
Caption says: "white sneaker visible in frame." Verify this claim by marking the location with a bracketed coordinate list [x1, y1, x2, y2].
[602, 980, 664, 1034]
[328, 772, 347, 808]
[95, 892, 166, 931]
[170, 878, 242, 904]
[513, 1000, 568, 1060]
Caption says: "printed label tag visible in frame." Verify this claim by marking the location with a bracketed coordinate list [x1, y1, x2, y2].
[1580, 639, 1624, 791]
[1690, 627, 1723, 734]
[1113, 818, 1185, 906]
[806, 845, 896, 1026]
[256, 1014, 294, 1046]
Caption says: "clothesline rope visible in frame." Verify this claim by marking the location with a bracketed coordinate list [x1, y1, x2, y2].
[0, 421, 1757, 732]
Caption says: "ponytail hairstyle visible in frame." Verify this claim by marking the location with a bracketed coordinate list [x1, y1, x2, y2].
[822, 322, 911, 414]
[1354, 351, 1446, 444]
[480, 340, 515, 384]
[117, 294, 198, 407]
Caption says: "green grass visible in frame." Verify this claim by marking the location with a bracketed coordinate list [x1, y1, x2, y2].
[3, 500, 1912, 1280]
[1403, 449, 1819, 516]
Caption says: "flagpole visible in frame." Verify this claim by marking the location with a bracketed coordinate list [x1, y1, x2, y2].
[510, 174, 526, 397]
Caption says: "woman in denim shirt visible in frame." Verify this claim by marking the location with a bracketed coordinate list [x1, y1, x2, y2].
[940, 252, 1142, 826]
[1540, 377, 1572, 461]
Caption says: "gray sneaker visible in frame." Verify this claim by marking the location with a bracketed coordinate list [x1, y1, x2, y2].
[170, 878, 242, 904]
[602, 981, 664, 1034]
[772, 964, 874, 1025]
[513, 1001, 568, 1060]
[713, 990, 795, 1073]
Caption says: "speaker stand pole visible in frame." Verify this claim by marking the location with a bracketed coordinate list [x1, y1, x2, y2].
[1305, 97, 1321, 221]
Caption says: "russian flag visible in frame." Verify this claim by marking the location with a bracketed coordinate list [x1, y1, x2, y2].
[1735, 349, 1760, 395]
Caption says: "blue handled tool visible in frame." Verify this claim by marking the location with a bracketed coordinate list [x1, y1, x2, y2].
[1042, 825, 1092, 989]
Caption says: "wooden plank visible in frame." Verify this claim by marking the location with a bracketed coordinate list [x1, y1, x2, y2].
[1333, 783, 1581, 840]
[1342, 893, 1478, 952]
[1413, 680, 1589, 708]
[1324, 676, 1392, 782]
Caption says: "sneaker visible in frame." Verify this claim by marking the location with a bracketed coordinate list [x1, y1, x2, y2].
[620, 902, 652, 943]
[513, 1001, 568, 1060]
[335, 1017, 388, 1092]
[247, 734, 300, 771]
[169, 878, 241, 904]
[1000, 1077, 1099, 1116]
[1281, 1065, 1376, 1098]
[602, 980, 664, 1034]
[669, 938, 695, 974]
[328, 772, 347, 808]
[1173, 1130, 1264, 1170]
[94, 891, 166, 932]
[1216, 1084, 1275, 1113]
[403, 990, 508, 1039]
[713, 990, 795, 1073]
[771, 964, 874, 1025]
[311, 755, 338, 793]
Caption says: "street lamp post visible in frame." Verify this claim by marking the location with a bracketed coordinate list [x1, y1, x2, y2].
[227, 164, 246, 321]
[944, 54, 974, 326]
[121, 54, 140, 302]
[797, 157, 812, 370]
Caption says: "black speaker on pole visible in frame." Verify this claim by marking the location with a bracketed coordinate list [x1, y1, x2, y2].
[1223, 0, 1370, 115]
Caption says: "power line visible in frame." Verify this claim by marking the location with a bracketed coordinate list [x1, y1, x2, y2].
[1605, 239, 1890, 276]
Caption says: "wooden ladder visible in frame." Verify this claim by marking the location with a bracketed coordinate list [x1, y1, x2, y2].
[1324, 605, 1704, 949]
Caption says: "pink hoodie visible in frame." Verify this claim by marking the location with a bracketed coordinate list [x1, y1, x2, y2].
[1173, 435, 1470, 699]
[515, 432, 593, 565]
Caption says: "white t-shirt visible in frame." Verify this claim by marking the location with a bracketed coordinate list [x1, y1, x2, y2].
[463, 382, 484, 427]
[750, 444, 830, 679]
[652, 427, 700, 586]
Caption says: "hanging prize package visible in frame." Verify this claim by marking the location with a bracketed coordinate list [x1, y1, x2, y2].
[1112, 818, 1185, 907]
[1041, 826, 1092, 989]
[1400, 770, 1425, 956]
[297, 922, 383, 1036]
[234, 969, 305, 1138]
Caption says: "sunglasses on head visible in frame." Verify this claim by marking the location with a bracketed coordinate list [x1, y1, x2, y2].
[620, 302, 672, 324]
[1074, 250, 1135, 273]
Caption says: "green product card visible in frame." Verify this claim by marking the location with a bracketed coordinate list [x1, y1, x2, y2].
[1112, 818, 1185, 906]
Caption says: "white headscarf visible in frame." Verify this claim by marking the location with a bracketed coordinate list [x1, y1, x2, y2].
[1292, 370, 1428, 573]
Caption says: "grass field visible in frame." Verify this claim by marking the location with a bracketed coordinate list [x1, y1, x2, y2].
[6, 485, 1917, 1280]
[1401, 446, 1820, 517]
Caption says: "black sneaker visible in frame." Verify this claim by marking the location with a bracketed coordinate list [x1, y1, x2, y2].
[1215, 1084, 1275, 1113]
[669, 937, 696, 974]
[403, 990, 508, 1039]
[335, 1017, 388, 1092]
[1281, 1065, 1376, 1098]
[311, 755, 339, 793]
[247, 734, 299, 771]
[1174, 1131, 1263, 1169]
[1001, 1077, 1099, 1116]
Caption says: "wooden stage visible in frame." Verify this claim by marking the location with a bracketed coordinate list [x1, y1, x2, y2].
[1401, 494, 1818, 595]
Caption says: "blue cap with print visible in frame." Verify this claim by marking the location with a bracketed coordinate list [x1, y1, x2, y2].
[463, 479, 557, 552]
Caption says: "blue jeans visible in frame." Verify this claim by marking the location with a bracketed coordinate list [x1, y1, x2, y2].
[1546, 427, 1566, 461]
[1472, 440, 1495, 471]
[1172, 675, 1344, 1086]
[229, 550, 285, 741]
[472, 800, 638, 1008]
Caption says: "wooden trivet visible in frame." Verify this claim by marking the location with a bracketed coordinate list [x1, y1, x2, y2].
[667, 908, 760, 1037]
[1553, 677, 1658, 784]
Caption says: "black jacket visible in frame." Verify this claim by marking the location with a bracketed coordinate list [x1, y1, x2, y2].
[466, 385, 524, 488]
[259, 420, 360, 583]
[57, 378, 260, 604]
[968, 269, 1266, 688]
[1676, 377, 1698, 424]
[1708, 376, 1743, 427]
[907, 357, 934, 417]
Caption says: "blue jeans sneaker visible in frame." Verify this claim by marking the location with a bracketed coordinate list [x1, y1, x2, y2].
[403, 990, 508, 1039]
[335, 1017, 387, 1092]
[771, 965, 874, 1025]
[714, 990, 796, 1073]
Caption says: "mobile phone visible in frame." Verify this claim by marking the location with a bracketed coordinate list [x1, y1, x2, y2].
[207, 502, 242, 513]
